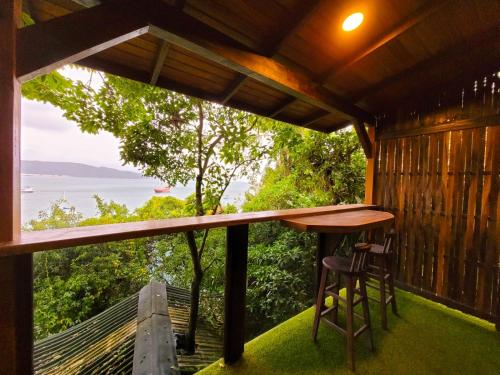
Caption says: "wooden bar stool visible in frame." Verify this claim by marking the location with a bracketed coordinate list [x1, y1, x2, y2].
[312, 243, 374, 371]
[357, 229, 398, 330]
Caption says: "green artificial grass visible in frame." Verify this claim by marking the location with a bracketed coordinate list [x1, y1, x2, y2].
[198, 288, 499, 374]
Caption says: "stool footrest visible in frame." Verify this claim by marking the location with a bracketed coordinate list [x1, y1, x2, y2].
[322, 317, 347, 336]
[354, 324, 369, 338]
[325, 290, 346, 303]
[325, 283, 340, 291]
[320, 305, 339, 317]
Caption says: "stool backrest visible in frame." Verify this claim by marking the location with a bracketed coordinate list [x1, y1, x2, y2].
[350, 243, 371, 273]
[383, 229, 397, 255]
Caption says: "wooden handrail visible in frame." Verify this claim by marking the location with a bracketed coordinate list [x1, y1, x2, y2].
[0, 204, 375, 256]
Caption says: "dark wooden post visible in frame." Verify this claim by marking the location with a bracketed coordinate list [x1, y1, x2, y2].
[224, 224, 248, 364]
[364, 125, 376, 205]
[0, 1, 34, 374]
[315, 233, 343, 301]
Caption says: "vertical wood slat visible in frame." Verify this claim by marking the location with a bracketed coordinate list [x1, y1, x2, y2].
[224, 224, 249, 364]
[0, 1, 34, 374]
[375, 122, 499, 324]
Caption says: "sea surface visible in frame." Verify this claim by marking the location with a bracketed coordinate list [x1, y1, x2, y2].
[21, 174, 249, 225]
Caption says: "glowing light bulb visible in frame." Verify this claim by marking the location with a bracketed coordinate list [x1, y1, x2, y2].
[342, 12, 364, 32]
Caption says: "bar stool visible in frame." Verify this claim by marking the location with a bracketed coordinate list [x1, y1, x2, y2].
[357, 229, 398, 330]
[312, 243, 374, 371]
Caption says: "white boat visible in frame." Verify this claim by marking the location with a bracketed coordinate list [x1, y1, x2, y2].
[21, 186, 35, 193]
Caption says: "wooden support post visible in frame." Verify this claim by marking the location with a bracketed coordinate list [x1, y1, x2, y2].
[224, 224, 248, 364]
[364, 125, 376, 204]
[0, 1, 33, 374]
[0, 256, 33, 375]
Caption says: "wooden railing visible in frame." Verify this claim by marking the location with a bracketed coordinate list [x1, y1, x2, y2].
[0, 204, 372, 256]
[0, 203, 374, 365]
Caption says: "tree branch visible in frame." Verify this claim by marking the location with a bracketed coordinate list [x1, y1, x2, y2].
[197, 228, 210, 261]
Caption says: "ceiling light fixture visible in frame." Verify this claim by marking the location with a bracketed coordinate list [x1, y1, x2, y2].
[342, 12, 364, 32]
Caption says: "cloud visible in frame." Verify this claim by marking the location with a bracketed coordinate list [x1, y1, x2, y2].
[21, 67, 138, 172]
[22, 99, 72, 132]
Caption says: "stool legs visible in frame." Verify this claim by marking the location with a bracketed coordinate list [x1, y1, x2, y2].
[345, 276, 355, 371]
[379, 267, 388, 330]
[387, 257, 398, 315]
[332, 272, 341, 324]
[359, 275, 374, 352]
[312, 266, 328, 342]
[312, 265, 374, 371]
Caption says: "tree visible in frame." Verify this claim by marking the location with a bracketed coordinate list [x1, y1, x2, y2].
[23, 70, 270, 351]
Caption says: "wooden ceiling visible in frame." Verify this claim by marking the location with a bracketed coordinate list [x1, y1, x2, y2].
[22, 0, 500, 132]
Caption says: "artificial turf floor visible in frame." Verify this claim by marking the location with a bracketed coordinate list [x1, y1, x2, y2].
[197, 288, 499, 374]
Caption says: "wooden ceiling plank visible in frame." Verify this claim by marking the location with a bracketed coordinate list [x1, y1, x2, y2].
[150, 40, 170, 85]
[218, 0, 321, 107]
[17, 0, 150, 82]
[352, 25, 500, 103]
[319, 0, 453, 84]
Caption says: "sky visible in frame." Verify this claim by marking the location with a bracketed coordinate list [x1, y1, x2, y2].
[21, 66, 139, 172]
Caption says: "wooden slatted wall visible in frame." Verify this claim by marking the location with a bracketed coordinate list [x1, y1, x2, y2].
[374, 71, 499, 324]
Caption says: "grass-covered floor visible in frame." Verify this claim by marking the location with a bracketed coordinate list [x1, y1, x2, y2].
[198, 289, 499, 374]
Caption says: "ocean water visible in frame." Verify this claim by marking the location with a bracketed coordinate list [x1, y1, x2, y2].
[21, 175, 249, 225]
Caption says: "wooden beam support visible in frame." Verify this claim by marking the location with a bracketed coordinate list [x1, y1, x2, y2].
[300, 111, 331, 127]
[218, 0, 321, 106]
[319, 0, 453, 83]
[16, 0, 150, 82]
[0, 2, 33, 374]
[148, 12, 373, 122]
[150, 40, 170, 85]
[353, 120, 372, 158]
[219, 74, 246, 104]
[224, 224, 249, 364]
[364, 126, 376, 204]
[267, 97, 297, 118]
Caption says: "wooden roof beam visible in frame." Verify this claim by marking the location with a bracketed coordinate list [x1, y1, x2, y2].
[319, 0, 453, 84]
[147, 3, 373, 122]
[150, 40, 170, 85]
[16, 0, 150, 82]
[218, 0, 321, 105]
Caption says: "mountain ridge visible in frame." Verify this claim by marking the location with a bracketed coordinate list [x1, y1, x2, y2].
[21, 160, 142, 179]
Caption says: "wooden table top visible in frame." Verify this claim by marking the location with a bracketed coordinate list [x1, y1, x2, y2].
[281, 209, 394, 233]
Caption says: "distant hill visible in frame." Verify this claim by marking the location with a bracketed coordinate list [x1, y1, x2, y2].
[21, 160, 142, 179]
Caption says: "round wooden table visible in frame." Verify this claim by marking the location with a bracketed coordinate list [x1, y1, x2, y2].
[281, 209, 394, 300]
